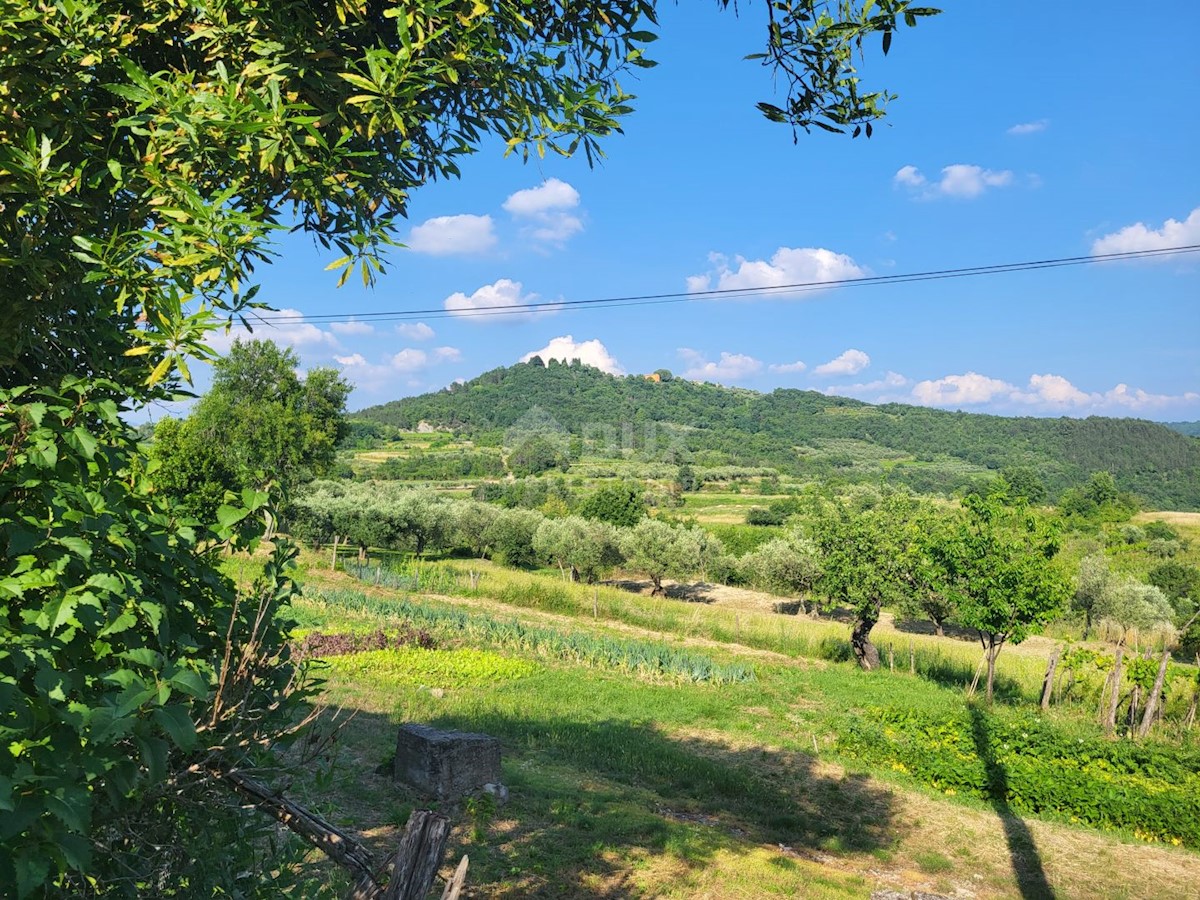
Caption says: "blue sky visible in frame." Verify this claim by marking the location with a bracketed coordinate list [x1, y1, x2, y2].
[204, 1, 1199, 421]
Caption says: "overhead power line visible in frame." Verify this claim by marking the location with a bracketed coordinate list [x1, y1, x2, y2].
[255, 243, 1200, 325]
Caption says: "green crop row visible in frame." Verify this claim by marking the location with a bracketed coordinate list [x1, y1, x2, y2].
[308, 587, 754, 685]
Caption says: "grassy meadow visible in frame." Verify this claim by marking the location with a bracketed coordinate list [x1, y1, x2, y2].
[223, 530, 1200, 899]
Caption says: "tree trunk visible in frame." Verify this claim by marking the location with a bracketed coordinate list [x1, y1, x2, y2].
[933, 619, 945, 638]
[1136, 650, 1171, 739]
[331, 535, 340, 571]
[985, 643, 999, 705]
[650, 575, 664, 596]
[1104, 646, 1124, 736]
[1040, 649, 1060, 710]
[851, 611, 880, 670]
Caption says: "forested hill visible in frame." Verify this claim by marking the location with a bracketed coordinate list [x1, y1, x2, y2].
[355, 361, 1200, 510]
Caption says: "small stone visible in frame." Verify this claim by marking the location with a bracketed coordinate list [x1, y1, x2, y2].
[482, 782, 509, 805]
[429, 688, 445, 699]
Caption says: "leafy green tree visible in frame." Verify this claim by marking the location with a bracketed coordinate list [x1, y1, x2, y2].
[484, 509, 545, 569]
[939, 494, 1069, 702]
[153, 340, 349, 512]
[509, 435, 568, 478]
[620, 519, 706, 595]
[1149, 561, 1200, 610]
[892, 502, 959, 636]
[739, 536, 822, 611]
[808, 493, 912, 669]
[450, 499, 501, 559]
[535, 516, 624, 582]
[579, 481, 647, 527]
[675, 463, 698, 493]
[998, 466, 1047, 504]
[147, 415, 241, 522]
[1074, 553, 1109, 639]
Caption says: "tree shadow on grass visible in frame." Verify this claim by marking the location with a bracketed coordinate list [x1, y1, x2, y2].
[604, 578, 718, 604]
[968, 705, 1056, 900]
[892, 616, 981, 643]
[301, 709, 899, 898]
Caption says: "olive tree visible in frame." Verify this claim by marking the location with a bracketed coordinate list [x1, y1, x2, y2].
[535, 515, 624, 582]
[740, 536, 822, 612]
[620, 518, 707, 595]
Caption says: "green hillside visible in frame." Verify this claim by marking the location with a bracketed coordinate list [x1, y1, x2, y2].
[1166, 421, 1200, 437]
[355, 361, 1200, 509]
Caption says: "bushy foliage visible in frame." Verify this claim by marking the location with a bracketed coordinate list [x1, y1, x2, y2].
[579, 481, 647, 527]
[739, 536, 822, 608]
[151, 340, 349, 520]
[0, 381, 311, 895]
[484, 509, 544, 569]
[840, 706, 1200, 847]
[534, 516, 624, 583]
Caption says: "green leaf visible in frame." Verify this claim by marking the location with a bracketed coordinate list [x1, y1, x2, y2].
[57, 536, 93, 562]
[216, 504, 249, 528]
[23, 402, 47, 427]
[152, 705, 197, 751]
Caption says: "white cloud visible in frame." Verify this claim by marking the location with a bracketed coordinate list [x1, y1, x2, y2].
[520, 336, 624, 375]
[909, 371, 1200, 413]
[894, 163, 1015, 199]
[822, 371, 911, 402]
[1007, 119, 1049, 135]
[444, 278, 551, 320]
[1101, 384, 1200, 411]
[394, 322, 435, 341]
[335, 345, 462, 390]
[1091, 206, 1200, 257]
[686, 246, 866, 294]
[813, 349, 871, 377]
[503, 178, 580, 216]
[407, 214, 496, 256]
[389, 349, 430, 373]
[1016, 373, 1092, 407]
[503, 178, 584, 246]
[678, 348, 763, 383]
[893, 165, 925, 188]
[769, 360, 807, 374]
[329, 319, 375, 336]
[912, 371, 1016, 406]
[209, 308, 338, 353]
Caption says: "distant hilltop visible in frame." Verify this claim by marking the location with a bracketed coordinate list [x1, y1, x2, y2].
[354, 361, 1200, 510]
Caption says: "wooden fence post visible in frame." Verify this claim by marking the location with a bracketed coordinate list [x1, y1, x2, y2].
[1040, 649, 1060, 710]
